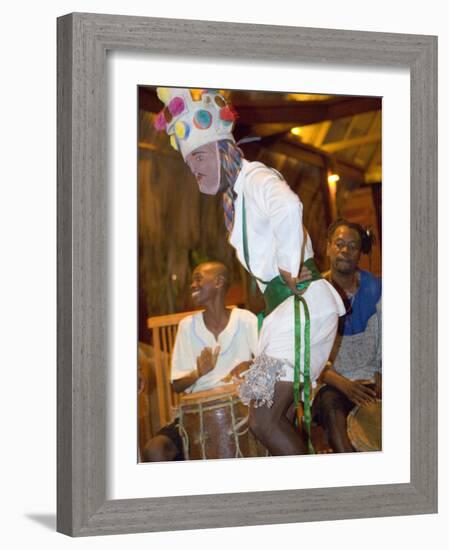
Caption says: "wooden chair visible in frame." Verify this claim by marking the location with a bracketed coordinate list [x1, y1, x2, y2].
[147, 309, 204, 430]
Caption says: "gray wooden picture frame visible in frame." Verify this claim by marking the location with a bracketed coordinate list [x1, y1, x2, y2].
[57, 12, 438, 537]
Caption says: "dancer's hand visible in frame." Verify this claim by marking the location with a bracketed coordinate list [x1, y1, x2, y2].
[279, 268, 308, 296]
[298, 264, 312, 283]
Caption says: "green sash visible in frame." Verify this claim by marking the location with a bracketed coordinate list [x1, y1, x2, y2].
[242, 194, 320, 453]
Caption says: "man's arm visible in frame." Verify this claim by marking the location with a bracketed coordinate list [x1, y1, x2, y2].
[319, 364, 377, 407]
[221, 360, 253, 383]
[252, 169, 304, 281]
[374, 371, 382, 398]
[257, 171, 314, 296]
[172, 369, 200, 393]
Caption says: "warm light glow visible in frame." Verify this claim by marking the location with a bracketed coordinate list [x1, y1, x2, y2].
[285, 93, 333, 102]
[327, 171, 339, 220]
[327, 173, 340, 185]
[290, 126, 302, 136]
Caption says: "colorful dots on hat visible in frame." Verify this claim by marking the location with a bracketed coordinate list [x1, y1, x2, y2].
[175, 121, 190, 140]
[157, 87, 171, 104]
[193, 109, 212, 129]
[170, 135, 179, 151]
[168, 96, 185, 117]
[189, 89, 204, 101]
[219, 105, 235, 123]
[154, 111, 167, 131]
[214, 95, 226, 108]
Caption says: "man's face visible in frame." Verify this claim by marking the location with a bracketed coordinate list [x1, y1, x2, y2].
[185, 142, 222, 195]
[190, 265, 220, 306]
[327, 226, 362, 275]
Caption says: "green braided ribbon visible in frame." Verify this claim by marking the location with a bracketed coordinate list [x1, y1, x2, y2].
[294, 295, 315, 454]
[241, 193, 318, 453]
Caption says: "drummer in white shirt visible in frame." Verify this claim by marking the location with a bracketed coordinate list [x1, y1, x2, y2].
[143, 261, 258, 462]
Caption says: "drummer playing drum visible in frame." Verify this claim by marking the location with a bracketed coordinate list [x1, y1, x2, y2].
[143, 261, 258, 462]
[314, 219, 382, 453]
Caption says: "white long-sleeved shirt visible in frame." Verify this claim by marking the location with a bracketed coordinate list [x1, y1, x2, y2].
[229, 159, 314, 292]
[228, 159, 346, 383]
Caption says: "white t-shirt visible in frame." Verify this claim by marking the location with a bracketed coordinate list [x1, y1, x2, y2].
[170, 308, 258, 393]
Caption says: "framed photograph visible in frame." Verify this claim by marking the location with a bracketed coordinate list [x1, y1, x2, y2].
[57, 13, 437, 536]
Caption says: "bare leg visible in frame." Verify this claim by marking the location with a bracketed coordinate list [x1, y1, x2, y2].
[285, 402, 297, 424]
[249, 381, 307, 456]
[317, 387, 354, 453]
[325, 409, 354, 453]
[142, 435, 180, 462]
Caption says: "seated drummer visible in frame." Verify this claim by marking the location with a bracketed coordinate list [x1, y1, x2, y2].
[314, 219, 382, 453]
[142, 261, 258, 462]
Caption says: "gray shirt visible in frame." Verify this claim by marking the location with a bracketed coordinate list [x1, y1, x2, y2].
[331, 299, 382, 381]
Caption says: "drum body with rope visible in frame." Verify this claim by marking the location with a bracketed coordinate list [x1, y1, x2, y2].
[178, 384, 267, 460]
[347, 398, 382, 452]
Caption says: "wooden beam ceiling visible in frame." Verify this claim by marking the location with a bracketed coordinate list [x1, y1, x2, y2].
[321, 131, 382, 153]
[138, 87, 382, 181]
[139, 87, 381, 127]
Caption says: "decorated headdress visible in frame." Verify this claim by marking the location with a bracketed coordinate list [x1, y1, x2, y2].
[154, 88, 237, 159]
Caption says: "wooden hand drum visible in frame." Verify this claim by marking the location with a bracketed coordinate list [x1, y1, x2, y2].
[347, 398, 382, 452]
[178, 384, 267, 460]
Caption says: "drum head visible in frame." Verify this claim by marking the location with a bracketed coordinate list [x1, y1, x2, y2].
[179, 383, 239, 406]
[347, 399, 382, 452]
